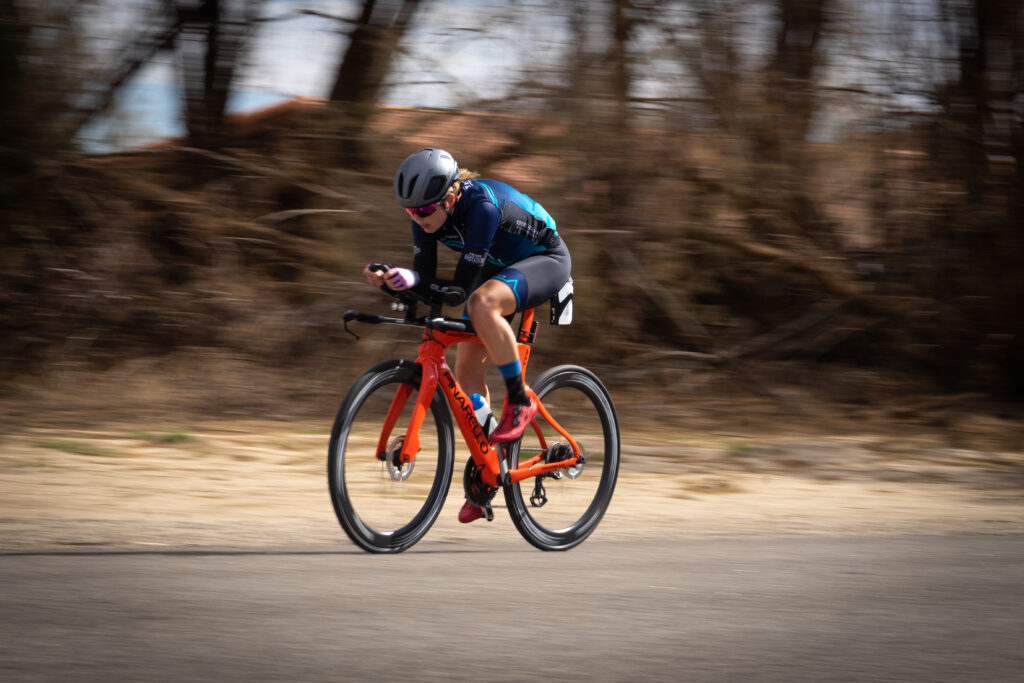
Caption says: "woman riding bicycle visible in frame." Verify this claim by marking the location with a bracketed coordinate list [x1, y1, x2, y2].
[363, 147, 572, 523]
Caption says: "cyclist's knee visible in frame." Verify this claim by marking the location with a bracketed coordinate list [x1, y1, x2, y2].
[467, 289, 497, 320]
[468, 282, 513, 320]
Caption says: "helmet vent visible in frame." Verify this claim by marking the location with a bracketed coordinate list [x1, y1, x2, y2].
[398, 172, 419, 199]
[424, 175, 447, 201]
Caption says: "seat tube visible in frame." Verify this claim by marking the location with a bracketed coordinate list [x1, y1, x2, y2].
[517, 308, 536, 372]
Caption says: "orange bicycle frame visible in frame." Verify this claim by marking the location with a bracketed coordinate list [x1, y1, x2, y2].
[379, 308, 582, 488]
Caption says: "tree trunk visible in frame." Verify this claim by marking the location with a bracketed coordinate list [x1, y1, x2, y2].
[180, 0, 258, 148]
[0, 0, 30, 177]
[328, 0, 420, 169]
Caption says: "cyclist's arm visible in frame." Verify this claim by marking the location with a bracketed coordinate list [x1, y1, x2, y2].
[439, 199, 499, 290]
[447, 199, 499, 290]
[412, 228, 438, 282]
[408, 253, 481, 302]
[404, 233, 449, 300]
[409, 201, 498, 299]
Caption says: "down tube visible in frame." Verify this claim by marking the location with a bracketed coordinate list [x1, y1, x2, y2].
[437, 367, 500, 476]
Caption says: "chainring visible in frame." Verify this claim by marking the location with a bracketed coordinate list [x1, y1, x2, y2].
[463, 459, 497, 507]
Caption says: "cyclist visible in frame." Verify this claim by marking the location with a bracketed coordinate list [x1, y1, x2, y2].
[364, 147, 571, 523]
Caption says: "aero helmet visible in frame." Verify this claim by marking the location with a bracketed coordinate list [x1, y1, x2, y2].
[393, 148, 460, 208]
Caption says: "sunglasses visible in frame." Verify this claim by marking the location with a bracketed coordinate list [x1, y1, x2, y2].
[405, 200, 443, 218]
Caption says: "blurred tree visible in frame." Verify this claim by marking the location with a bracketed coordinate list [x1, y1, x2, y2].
[923, 0, 1024, 393]
[57, 0, 183, 149]
[179, 0, 262, 147]
[0, 0, 98, 172]
[328, 0, 420, 168]
[557, 1, 697, 351]
[682, 0, 846, 256]
[3, 0, 1024, 401]
[0, 0, 263, 156]
[0, 0, 31, 177]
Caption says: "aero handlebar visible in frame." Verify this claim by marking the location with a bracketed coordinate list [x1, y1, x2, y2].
[344, 273, 472, 339]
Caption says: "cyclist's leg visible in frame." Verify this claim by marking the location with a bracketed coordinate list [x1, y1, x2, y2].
[458, 243, 572, 519]
[469, 241, 571, 443]
[454, 342, 490, 402]
[466, 280, 520, 366]
[457, 282, 520, 522]
[495, 239, 572, 312]
[454, 262, 505, 401]
[467, 240, 572, 362]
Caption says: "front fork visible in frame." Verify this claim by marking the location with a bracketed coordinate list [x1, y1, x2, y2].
[374, 363, 438, 465]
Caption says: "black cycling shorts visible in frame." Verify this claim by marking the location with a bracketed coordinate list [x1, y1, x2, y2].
[476, 237, 571, 312]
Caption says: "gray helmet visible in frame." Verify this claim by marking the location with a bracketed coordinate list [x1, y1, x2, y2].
[393, 148, 460, 207]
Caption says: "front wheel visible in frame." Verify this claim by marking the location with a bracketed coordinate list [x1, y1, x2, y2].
[503, 365, 620, 551]
[328, 360, 455, 553]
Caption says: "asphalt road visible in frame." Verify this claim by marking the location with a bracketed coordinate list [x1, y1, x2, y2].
[2, 534, 1022, 682]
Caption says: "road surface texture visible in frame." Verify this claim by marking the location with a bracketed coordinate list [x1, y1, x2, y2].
[2, 534, 1023, 682]
[2, 415, 1023, 681]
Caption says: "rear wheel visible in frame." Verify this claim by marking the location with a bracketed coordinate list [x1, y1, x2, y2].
[503, 365, 619, 551]
[328, 360, 455, 553]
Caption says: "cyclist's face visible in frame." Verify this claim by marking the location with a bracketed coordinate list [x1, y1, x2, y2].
[408, 193, 454, 233]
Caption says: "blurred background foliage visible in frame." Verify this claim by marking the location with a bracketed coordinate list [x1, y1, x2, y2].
[1, 0, 1022, 413]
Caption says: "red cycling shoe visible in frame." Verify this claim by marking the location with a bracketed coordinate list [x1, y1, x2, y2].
[489, 398, 537, 443]
[458, 499, 486, 524]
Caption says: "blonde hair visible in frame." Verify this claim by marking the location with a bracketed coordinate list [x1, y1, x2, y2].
[448, 169, 480, 197]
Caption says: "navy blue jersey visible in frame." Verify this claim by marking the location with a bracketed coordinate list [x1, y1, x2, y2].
[411, 179, 560, 292]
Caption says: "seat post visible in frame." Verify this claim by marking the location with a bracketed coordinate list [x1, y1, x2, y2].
[517, 308, 538, 344]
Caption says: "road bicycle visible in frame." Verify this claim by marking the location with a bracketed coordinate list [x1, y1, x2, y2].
[328, 280, 620, 553]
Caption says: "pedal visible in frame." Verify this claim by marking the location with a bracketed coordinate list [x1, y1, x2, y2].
[530, 478, 547, 507]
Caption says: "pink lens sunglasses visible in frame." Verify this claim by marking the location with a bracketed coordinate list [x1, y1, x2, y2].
[405, 201, 442, 218]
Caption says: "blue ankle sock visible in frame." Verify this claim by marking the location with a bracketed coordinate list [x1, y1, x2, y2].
[497, 360, 528, 404]
[497, 360, 522, 379]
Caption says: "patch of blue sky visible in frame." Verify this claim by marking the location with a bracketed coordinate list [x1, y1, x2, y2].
[76, 2, 349, 152]
[80, 0, 939, 151]
[75, 61, 184, 154]
[79, 0, 556, 151]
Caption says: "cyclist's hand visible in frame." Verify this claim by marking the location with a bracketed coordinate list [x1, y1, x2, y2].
[363, 263, 392, 287]
[383, 267, 419, 291]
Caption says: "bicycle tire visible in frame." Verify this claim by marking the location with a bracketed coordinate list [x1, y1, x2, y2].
[328, 359, 455, 553]
[503, 365, 620, 551]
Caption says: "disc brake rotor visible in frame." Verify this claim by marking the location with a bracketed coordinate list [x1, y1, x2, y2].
[564, 444, 585, 479]
[385, 436, 414, 481]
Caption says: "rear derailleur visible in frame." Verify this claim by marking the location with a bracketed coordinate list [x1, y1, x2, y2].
[529, 443, 582, 508]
